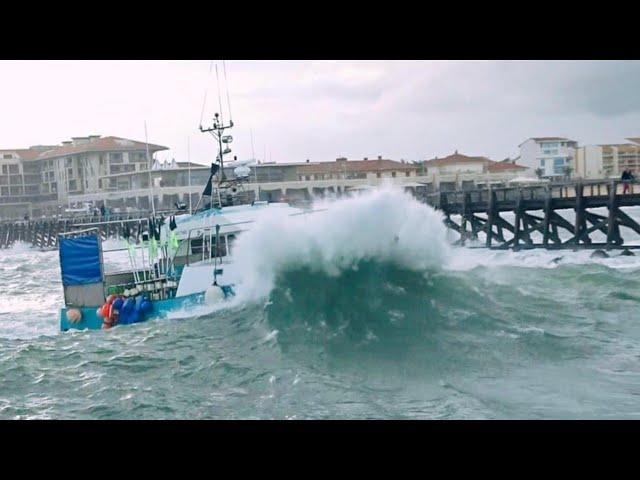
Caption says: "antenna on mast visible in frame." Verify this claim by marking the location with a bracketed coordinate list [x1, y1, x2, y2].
[215, 64, 224, 126]
[196, 60, 236, 212]
[199, 91, 208, 129]
[187, 136, 192, 215]
[199, 61, 214, 129]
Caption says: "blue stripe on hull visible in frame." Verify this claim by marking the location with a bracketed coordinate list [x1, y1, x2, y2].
[60, 292, 206, 332]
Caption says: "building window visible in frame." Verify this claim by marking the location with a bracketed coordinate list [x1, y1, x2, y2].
[392, 171, 397, 178]
[405, 171, 410, 177]
[3, 154, 12, 159]
[8, 165, 19, 174]
[68, 179, 77, 191]
[376, 172, 381, 178]
[65, 157, 73, 167]
[540, 159, 545, 167]
[1, 165, 7, 174]
[109, 153, 123, 163]
[67, 168, 74, 179]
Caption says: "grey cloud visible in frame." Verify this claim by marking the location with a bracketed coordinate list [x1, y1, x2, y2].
[2, 60, 640, 167]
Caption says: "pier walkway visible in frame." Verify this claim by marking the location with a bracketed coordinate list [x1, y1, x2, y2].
[425, 179, 640, 250]
[0, 212, 155, 249]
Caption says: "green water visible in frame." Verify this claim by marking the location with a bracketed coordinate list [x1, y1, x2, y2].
[2, 245, 640, 419]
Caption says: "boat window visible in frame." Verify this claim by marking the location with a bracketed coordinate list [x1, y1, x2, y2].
[212, 235, 227, 257]
[190, 237, 204, 255]
[227, 234, 236, 255]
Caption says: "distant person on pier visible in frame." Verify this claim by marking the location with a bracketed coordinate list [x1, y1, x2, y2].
[622, 170, 635, 194]
[100, 204, 106, 217]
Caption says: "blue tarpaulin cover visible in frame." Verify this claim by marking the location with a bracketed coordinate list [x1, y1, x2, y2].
[59, 235, 102, 286]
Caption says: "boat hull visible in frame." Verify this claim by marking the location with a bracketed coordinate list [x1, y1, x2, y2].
[60, 291, 206, 331]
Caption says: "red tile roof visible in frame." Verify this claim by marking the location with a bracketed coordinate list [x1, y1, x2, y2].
[424, 152, 491, 166]
[423, 151, 528, 173]
[27, 136, 168, 161]
[296, 158, 417, 175]
[0, 149, 42, 161]
[486, 160, 528, 172]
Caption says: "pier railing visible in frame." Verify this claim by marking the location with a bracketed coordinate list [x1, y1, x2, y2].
[424, 179, 640, 250]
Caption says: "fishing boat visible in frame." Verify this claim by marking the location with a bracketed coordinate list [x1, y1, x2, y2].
[58, 68, 304, 330]
[58, 227, 211, 331]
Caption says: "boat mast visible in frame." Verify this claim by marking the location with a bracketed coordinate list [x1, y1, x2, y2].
[194, 60, 234, 212]
[197, 112, 234, 210]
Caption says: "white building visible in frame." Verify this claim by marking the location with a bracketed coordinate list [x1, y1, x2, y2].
[518, 137, 578, 179]
[575, 145, 605, 179]
[575, 138, 640, 179]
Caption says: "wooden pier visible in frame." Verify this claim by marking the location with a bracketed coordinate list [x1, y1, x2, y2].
[0, 212, 155, 250]
[425, 179, 640, 250]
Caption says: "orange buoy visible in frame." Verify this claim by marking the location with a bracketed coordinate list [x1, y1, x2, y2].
[66, 308, 82, 323]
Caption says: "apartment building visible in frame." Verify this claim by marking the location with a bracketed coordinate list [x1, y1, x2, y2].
[574, 138, 640, 179]
[0, 145, 58, 218]
[0, 136, 169, 218]
[518, 137, 578, 179]
[295, 156, 419, 181]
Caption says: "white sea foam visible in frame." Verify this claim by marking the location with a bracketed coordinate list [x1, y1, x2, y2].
[231, 185, 451, 300]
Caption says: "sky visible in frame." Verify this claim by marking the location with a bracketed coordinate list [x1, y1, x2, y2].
[1, 60, 639, 165]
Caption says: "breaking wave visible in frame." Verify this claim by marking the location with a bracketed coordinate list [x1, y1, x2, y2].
[232, 186, 451, 301]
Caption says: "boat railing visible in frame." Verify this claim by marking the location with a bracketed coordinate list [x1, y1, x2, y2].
[58, 227, 101, 239]
[184, 226, 224, 266]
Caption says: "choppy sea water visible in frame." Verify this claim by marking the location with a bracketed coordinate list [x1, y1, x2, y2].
[2, 188, 640, 419]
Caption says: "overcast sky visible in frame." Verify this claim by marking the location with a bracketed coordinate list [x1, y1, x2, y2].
[1, 60, 639, 165]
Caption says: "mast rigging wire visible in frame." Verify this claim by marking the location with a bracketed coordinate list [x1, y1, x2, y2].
[199, 61, 214, 127]
[223, 60, 233, 123]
